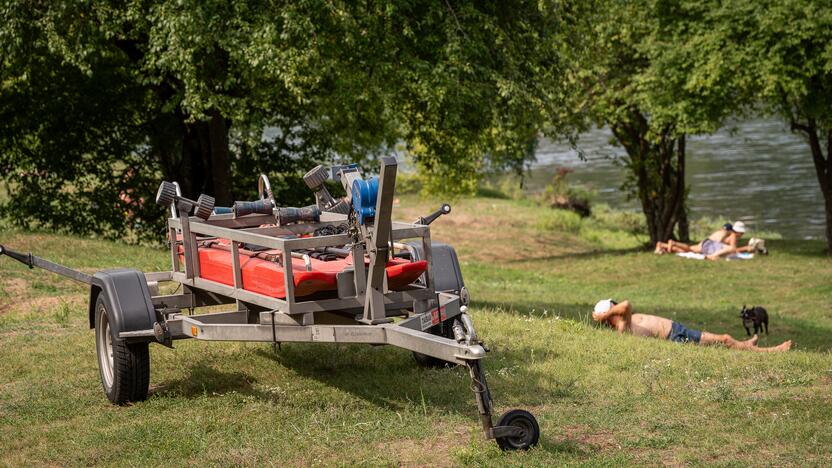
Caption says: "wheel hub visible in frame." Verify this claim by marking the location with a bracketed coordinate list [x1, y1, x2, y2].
[97, 310, 114, 388]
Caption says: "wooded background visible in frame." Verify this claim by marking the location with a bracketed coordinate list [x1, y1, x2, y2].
[1, 0, 830, 250]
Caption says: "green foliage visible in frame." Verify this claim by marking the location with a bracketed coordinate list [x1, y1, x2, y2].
[536, 208, 583, 233]
[540, 168, 594, 216]
[392, 173, 422, 196]
[667, 0, 832, 249]
[556, 0, 746, 244]
[589, 203, 646, 235]
[0, 1, 578, 240]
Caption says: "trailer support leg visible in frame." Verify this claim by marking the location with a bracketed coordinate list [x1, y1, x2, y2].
[468, 359, 528, 442]
[468, 360, 495, 439]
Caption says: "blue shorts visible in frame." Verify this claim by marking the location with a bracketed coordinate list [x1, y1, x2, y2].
[701, 239, 725, 256]
[668, 321, 702, 343]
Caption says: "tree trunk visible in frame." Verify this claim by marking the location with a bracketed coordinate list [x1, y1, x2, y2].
[208, 109, 233, 206]
[153, 109, 232, 205]
[676, 201, 690, 243]
[611, 110, 688, 247]
[793, 119, 832, 253]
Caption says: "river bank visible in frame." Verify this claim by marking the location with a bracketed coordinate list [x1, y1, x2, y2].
[527, 117, 825, 240]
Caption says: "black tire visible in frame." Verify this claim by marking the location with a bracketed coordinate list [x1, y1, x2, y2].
[495, 409, 540, 451]
[94, 295, 150, 405]
[412, 321, 457, 368]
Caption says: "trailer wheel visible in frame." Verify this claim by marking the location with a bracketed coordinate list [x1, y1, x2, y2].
[495, 409, 540, 451]
[94, 296, 150, 405]
[412, 322, 457, 368]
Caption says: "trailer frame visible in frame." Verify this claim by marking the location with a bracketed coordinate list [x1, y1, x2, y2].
[0, 156, 540, 451]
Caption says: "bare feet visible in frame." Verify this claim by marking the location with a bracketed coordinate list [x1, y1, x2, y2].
[734, 335, 758, 349]
[773, 340, 793, 351]
[751, 339, 792, 352]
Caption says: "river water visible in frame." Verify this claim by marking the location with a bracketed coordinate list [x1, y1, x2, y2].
[527, 118, 825, 239]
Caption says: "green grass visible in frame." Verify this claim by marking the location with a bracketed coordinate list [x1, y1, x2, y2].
[2, 198, 832, 466]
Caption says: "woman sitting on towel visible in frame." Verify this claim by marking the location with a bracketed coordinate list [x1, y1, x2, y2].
[655, 221, 754, 260]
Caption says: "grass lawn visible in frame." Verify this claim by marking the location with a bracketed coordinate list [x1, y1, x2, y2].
[1, 195, 831, 466]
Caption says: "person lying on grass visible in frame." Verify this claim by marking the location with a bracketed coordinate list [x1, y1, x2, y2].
[592, 299, 792, 352]
[654, 221, 755, 260]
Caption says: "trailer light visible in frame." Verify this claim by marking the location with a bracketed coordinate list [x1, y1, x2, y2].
[191, 326, 198, 336]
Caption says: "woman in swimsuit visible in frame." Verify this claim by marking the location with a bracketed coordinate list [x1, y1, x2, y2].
[655, 221, 754, 260]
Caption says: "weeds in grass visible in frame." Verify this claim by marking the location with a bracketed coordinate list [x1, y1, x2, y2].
[640, 359, 671, 394]
[536, 209, 583, 233]
[549, 377, 579, 398]
[54, 301, 71, 327]
[706, 377, 737, 403]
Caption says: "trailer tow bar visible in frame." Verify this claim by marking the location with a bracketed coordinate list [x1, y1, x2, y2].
[0, 244, 93, 284]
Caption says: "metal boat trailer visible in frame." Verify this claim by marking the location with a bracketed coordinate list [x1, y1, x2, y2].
[0, 157, 540, 450]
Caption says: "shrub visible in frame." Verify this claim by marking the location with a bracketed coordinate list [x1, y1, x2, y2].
[536, 208, 582, 233]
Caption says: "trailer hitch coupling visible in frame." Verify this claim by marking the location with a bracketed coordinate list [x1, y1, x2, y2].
[0, 244, 34, 268]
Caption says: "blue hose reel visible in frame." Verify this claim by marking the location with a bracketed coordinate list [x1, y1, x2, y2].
[351, 176, 379, 225]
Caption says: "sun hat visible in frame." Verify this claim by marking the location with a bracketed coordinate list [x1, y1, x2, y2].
[593, 299, 614, 317]
[732, 221, 747, 233]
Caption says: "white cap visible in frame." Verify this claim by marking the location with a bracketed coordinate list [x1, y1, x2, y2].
[732, 221, 746, 233]
[593, 299, 614, 317]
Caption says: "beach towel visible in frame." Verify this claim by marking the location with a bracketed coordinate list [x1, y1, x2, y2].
[676, 252, 754, 260]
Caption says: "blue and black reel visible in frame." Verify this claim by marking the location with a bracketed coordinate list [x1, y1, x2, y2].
[351, 177, 379, 225]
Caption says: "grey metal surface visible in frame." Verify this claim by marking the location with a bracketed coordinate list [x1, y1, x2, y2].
[165, 313, 482, 365]
[118, 329, 156, 339]
[144, 271, 173, 282]
[361, 156, 397, 324]
[0, 244, 94, 284]
[30, 255, 94, 284]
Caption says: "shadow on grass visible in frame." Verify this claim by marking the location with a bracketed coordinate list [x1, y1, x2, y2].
[250, 344, 605, 457]
[474, 298, 832, 352]
[147, 333, 595, 456]
[505, 246, 644, 263]
[152, 362, 263, 399]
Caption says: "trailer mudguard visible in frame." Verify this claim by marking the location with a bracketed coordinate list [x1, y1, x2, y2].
[88, 269, 156, 341]
[405, 241, 465, 294]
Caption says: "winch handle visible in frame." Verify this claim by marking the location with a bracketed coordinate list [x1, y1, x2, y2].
[416, 203, 451, 226]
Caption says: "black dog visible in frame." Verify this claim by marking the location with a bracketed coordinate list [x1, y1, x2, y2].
[740, 305, 769, 336]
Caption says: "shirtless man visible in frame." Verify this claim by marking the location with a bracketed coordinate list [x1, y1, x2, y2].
[592, 299, 792, 352]
[655, 221, 753, 260]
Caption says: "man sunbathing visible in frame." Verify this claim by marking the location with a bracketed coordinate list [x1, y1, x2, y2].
[654, 221, 754, 260]
[592, 299, 792, 352]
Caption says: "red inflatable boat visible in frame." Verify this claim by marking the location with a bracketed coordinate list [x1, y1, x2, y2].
[180, 239, 427, 299]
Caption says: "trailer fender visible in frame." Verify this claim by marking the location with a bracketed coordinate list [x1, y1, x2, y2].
[88, 269, 156, 342]
[405, 241, 466, 302]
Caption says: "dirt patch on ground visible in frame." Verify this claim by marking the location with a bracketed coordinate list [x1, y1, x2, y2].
[22, 295, 82, 313]
[554, 424, 620, 453]
[0, 290, 83, 316]
[0, 278, 30, 314]
[373, 425, 469, 467]
[2, 277, 29, 296]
